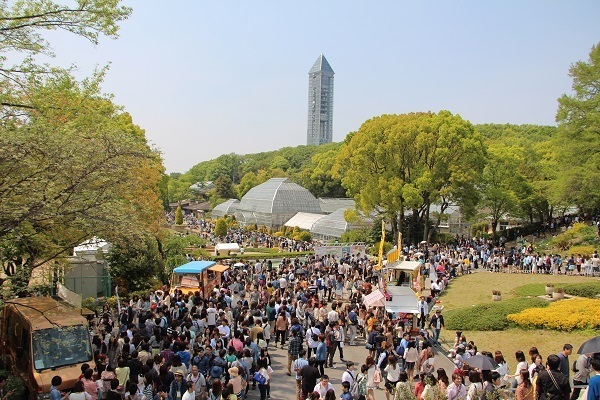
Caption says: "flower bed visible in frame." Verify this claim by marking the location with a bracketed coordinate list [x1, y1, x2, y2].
[507, 298, 600, 331]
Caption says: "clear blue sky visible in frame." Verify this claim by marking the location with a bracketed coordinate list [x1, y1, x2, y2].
[43, 1, 600, 173]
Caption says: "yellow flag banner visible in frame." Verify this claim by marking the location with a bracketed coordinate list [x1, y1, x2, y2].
[374, 220, 385, 271]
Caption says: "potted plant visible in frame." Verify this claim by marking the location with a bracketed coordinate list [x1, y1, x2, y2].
[553, 287, 565, 300]
[545, 283, 555, 296]
[492, 290, 502, 301]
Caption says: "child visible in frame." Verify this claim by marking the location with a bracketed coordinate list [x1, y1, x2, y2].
[340, 381, 352, 400]
[356, 365, 368, 400]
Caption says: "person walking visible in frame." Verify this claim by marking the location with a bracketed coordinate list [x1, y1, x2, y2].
[293, 349, 310, 400]
[558, 344, 573, 381]
[288, 330, 303, 376]
[428, 310, 444, 347]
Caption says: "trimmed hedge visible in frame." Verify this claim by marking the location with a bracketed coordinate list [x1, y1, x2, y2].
[444, 297, 549, 331]
[562, 282, 600, 298]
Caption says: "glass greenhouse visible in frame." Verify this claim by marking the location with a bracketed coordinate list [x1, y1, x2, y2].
[211, 199, 240, 219]
[311, 207, 374, 240]
[235, 178, 321, 228]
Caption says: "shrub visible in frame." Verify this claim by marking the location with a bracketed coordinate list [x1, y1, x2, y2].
[555, 287, 565, 293]
[444, 297, 549, 331]
[174, 205, 183, 225]
[492, 290, 501, 296]
[294, 231, 312, 242]
[508, 298, 600, 331]
[567, 245, 596, 257]
[561, 282, 600, 298]
[546, 283, 555, 287]
[0, 371, 26, 400]
[82, 297, 96, 311]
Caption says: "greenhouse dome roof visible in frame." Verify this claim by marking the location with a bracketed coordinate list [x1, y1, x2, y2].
[212, 199, 240, 218]
[237, 178, 321, 214]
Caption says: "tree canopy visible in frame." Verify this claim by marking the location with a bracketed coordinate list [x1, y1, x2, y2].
[555, 41, 600, 212]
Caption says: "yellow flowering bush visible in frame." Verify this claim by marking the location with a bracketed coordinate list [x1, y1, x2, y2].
[507, 298, 600, 331]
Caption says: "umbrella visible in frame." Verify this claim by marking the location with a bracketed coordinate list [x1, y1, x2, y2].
[413, 252, 424, 257]
[465, 355, 498, 370]
[233, 262, 245, 267]
[228, 282, 244, 293]
[420, 241, 427, 244]
[578, 336, 600, 354]
[296, 268, 308, 275]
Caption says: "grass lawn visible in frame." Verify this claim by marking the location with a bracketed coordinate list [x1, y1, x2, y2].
[437, 272, 600, 359]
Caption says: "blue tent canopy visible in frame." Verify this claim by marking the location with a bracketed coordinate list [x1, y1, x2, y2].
[173, 261, 216, 274]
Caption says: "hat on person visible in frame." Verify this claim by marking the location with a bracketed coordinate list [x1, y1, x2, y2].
[174, 370, 184, 377]
[228, 367, 239, 377]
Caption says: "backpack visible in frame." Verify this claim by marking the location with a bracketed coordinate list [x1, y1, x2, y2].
[572, 360, 579, 372]
[325, 330, 335, 347]
[253, 371, 267, 385]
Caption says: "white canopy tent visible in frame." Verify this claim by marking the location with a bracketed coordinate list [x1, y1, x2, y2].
[215, 243, 240, 256]
[284, 212, 325, 230]
[384, 286, 420, 314]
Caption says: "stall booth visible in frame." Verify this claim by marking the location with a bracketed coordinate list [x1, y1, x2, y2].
[170, 261, 230, 298]
[382, 260, 423, 337]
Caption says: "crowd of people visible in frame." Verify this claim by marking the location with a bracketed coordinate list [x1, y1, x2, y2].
[41, 213, 600, 400]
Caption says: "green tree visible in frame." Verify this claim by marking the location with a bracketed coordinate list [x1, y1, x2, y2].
[175, 205, 184, 225]
[334, 111, 484, 243]
[270, 155, 290, 171]
[555, 41, 600, 212]
[214, 218, 228, 237]
[479, 145, 530, 238]
[0, 74, 163, 293]
[237, 171, 259, 198]
[1, 0, 131, 116]
[213, 174, 236, 199]
[301, 148, 346, 198]
[161, 233, 206, 279]
[106, 235, 163, 292]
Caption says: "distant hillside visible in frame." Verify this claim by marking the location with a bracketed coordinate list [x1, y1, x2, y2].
[166, 142, 346, 204]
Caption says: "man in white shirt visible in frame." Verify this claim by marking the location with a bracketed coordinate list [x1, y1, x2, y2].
[306, 323, 321, 359]
[206, 303, 217, 330]
[313, 374, 335, 399]
[341, 361, 356, 386]
[218, 319, 231, 345]
[417, 296, 429, 328]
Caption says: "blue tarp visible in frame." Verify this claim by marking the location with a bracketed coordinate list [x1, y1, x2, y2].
[173, 261, 216, 274]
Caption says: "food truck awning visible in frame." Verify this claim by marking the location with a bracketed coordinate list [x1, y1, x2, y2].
[363, 289, 385, 307]
[385, 286, 420, 314]
[209, 264, 230, 273]
[173, 261, 216, 274]
[385, 260, 422, 272]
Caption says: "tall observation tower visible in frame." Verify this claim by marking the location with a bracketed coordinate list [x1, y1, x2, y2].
[307, 54, 334, 146]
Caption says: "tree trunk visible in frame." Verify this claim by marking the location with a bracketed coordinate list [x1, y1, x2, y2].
[423, 203, 431, 242]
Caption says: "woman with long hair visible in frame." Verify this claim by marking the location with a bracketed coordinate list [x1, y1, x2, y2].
[384, 355, 400, 400]
[466, 370, 482, 400]
[494, 350, 509, 384]
[403, 341, 419, 383]
[365, 356, 377, 400]
[516, 370, 535, 400]
[509, 350, 529, 389]
[436, 368, 449, 393]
